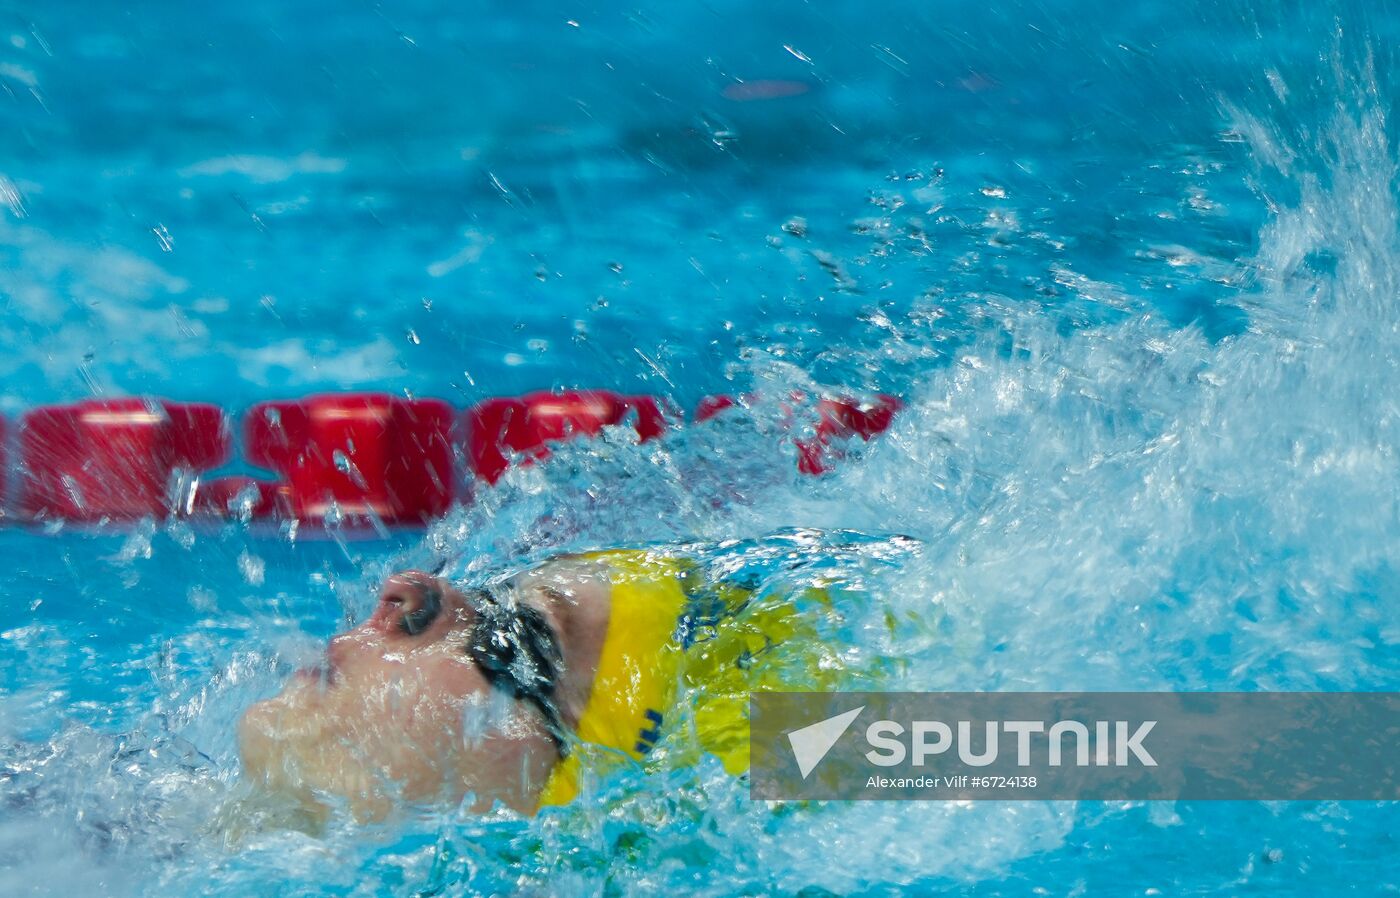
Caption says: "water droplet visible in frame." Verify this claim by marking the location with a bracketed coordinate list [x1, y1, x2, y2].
[782, 217, 808, 238]
[0, 175, 26, 219]
[332, 450, 370, 489]
[783, 45, 813, 64]
[116, 521, 156, 563]
[187, 587, 216, 612]
[238, 550, 265, 586]
[710, 129, 739, 147]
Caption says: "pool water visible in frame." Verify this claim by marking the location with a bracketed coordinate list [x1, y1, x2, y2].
[2, 0, 1399, 894]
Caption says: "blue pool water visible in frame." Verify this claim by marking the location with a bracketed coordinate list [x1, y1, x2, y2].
[2, 0, 1399, 893]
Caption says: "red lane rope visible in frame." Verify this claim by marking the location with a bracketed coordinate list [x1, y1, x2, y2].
[5, 390, 900, 528]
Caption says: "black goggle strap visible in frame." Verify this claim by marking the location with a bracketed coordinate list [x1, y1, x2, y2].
[461, 587, 570, 758]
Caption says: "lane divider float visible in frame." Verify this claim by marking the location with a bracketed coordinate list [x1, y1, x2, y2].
[20, 399, 229, 522]
[466, 391, 667, 485]
[238, 393, 455, 524]
[7, 389, 900, 528]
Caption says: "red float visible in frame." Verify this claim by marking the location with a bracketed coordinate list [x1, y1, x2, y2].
[694, 394, 738, 422]
[243, 393, 455, 524]
[465, 390, 667, 484]
[693, 391, 902, 475]
[19, 399, 229, 521]
[797, 394, 903, 475]
[814, 394, 903, 441]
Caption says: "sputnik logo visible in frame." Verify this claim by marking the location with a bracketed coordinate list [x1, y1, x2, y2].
[787, 706, 864, 779]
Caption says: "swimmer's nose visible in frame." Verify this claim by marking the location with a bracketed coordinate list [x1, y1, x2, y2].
[370, 572, 445, 636]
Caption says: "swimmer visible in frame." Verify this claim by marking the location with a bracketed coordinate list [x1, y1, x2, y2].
[237, 538, 891, 826]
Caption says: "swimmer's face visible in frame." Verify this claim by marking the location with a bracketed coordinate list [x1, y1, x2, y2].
[238, 573, 559, 821]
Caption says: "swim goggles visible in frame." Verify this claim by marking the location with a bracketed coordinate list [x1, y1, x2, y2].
[407, 569, 570, 758]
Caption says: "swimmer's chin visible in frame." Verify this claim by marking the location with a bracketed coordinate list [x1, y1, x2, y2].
[236, 695, 548, 832]
[291, 664, 338, 688]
